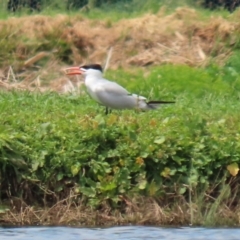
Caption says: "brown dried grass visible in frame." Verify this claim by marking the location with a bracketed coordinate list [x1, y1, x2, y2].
[0, 7, 238, 92]
[1, 193, 240, 226]
[2, 180, 240, 226]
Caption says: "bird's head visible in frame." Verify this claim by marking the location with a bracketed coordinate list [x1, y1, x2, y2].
[64, 64, 103, 77]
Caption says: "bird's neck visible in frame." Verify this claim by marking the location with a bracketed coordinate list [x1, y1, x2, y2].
[85, 72, 103, 86]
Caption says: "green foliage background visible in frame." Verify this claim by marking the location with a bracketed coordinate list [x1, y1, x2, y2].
[0, 0, 198, 18]
[1, 63, 240, 207]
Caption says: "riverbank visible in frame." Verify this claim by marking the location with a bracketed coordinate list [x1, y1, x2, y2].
[1, 4, 240, 227]
[0, 64, 240, 226]
[2, 195, 240, 226]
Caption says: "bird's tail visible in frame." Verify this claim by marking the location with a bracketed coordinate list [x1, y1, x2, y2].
[146, 100, 175, 110]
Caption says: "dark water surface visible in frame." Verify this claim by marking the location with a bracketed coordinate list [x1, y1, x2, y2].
[0, 226, 239, 240]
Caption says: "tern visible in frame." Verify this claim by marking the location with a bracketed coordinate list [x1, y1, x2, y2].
[65, 64, 175, 114]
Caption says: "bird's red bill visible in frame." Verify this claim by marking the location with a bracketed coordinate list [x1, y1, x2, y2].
[64, 67, 82, 75]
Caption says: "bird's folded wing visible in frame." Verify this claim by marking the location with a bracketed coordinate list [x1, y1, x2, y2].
[95, 81, 130, 96]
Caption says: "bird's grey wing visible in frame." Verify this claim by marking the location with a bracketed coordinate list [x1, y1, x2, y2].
[96, 80, 130, 96]
[94, 81, 138, 109]
[94, 81, 149, 109]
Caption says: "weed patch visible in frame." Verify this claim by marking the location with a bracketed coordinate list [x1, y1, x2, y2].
[0, 68, 240, 226]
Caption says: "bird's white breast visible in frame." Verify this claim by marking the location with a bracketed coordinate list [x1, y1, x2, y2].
[85, 76, 104, 103]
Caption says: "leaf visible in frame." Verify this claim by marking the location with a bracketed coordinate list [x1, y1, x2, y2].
[129, 131, 137, 140]
[94, 114, 105, 125]
[154, 136, 165, 145]
[136, 157, 144, 166]
[100, 182, 117, 191]
[107, 114, 118, 125]
[178, 187, 186, 195]
[32, 161, 39, 171]
[57, 173, 64, 181]
[79, 187, 96, 197]
[149, 119, 157, 126]
[217, 119, 226, 125]
[227, 163, 239, 176]
[0, 205, 9, 214]
[88, 198, 101, 207]
[148, 181, 159, 196]
[71, 164, 81, 176]
[141, 152, 149, 158]
[39, 122, 54, 134]
[55, 185, 63, 192]
[138, 179, 147, 190]
[9, 156, 28, 169]
[189, 174, 199, 185]
[162, 117, 169, 124]
[161, 167, 171, 178]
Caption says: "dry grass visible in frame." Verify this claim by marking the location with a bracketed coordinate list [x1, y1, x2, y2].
[1, 192, 240, 226]
[0, 7, 239, 92]
[0, 63, 83, 93]
[0, 196, 188, 226]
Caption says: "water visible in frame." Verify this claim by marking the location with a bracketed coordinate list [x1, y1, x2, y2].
[0, 226, 239, 240]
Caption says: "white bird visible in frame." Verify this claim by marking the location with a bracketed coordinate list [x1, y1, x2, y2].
[65, 64, 175, 114]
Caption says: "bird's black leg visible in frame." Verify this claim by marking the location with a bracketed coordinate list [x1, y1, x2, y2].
[105, 107, 109, 115]
[105, 107, 112, 115]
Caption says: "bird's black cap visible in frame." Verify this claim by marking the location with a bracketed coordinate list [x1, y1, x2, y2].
[80, 64, 103, 72]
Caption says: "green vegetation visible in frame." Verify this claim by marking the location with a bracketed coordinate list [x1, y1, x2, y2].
[0, 0, 216, 20]
[1, 0, 240, 227]
[1, 62, 240, 226]
[0, 0, 237, 22]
